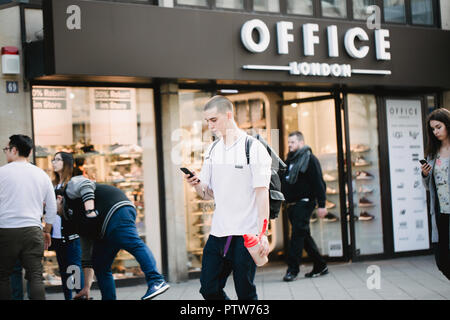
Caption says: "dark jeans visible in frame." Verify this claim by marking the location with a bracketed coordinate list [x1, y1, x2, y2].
[91, 206, 164, 300]
[434, 212, 450, 280]
[286, 201, 326, 275]
[0, 227, 46, 300]
[200, 235, 257, 300]
[49, 238, 84, 300]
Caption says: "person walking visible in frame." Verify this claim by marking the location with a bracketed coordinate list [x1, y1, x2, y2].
[58, 174, 169, 300]
[184, 95, 272, 300]
[281, 131, 328, 281]
[422, 108, 450, 280]
[48, 151, 85, 300]
[0, 134, 57, 300]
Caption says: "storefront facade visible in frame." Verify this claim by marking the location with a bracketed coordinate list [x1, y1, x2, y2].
[1, 0, 450, 283]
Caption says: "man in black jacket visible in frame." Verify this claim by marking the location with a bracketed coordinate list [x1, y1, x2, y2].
[282, 131, 328, 281]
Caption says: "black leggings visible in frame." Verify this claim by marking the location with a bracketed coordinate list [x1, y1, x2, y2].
[434, 213, 450, 280]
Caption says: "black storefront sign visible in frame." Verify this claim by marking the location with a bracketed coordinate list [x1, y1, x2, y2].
[40, 0, 450, 90]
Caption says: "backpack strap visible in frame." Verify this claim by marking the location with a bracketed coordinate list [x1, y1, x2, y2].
[205, 139, 220, 161]
[245, 136, 254, 165]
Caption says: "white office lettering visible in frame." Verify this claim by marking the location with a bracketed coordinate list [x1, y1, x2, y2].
[277, 21, 294, 55]
[303, 23, 320, 56]
[344, 27, 369, 59]
[241, 19, 270, 53]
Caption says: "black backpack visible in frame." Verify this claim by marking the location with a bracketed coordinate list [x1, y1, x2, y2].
[245, 134, 286, 219]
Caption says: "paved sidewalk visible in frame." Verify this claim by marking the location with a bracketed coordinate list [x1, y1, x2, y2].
[46, 255, 450, 300]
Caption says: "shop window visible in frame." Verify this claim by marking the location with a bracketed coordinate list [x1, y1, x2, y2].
[216, 0, 244, 9]
[282, 92, 344, 258]
[176, 0, 208, 7]
[347, 94, 384, 255]
[286, 0, 313, 15]
[383, 0, 406, 23]
[32, 86, 157, 285]
[321, 0, 347, 18]
[411, 0, 434, 25]
[253, 0, 280, 12]
[352, 0, 377, 20]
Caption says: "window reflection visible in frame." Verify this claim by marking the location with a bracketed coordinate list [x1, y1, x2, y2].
[353, 0, 377, 20]
[176, 0, 208, 6]
[254, 0, 280, 12]
[216, 0, 244, 9]
[384, 0, 406, 23]
[411, 0, 434, 25]
[287, 0, 313, 15]
[321, 0, 347, 18]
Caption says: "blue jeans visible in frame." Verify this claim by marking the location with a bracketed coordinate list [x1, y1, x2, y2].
[92, 206, 164, 300]
[51, 238, 84, 300]
[200, 235, 257, 300]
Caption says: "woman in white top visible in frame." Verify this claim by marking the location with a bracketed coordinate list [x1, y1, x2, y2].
[49, 152, 84, 299]
[422, 108, 450, 280]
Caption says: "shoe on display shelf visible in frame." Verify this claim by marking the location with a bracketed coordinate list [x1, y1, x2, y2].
[350, 144, 370, 153]
[326, 186, 338, 194]
[359, 197, 375, 207]
[325, 200, 336, 209]
[323, 173, 337, 182]
[353, 156, 371, 167]
[355, 171, 374, 180]
[359, 211, 375, 221]
[323, 213, 339, 222]
[359, 185, 374, 193]
[310, 213, 318, 223]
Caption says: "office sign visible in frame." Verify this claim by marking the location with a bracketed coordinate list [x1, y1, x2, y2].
[386, 99, 429, 252]
[39, 0, 450, 88]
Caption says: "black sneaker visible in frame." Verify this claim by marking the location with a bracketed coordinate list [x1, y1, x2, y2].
[305, 265, 329, 278]
[283, 272, 298, 282]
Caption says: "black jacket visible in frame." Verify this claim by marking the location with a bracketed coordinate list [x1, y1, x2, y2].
[63, 178, 134, 240]
[281, 153, 326, 207]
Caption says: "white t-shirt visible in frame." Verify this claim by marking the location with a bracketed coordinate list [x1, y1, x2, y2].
[199, 131, 272, 237]
[0, 161, 57, 229]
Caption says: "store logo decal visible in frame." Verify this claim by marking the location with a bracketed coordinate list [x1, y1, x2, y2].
[242, 62, 391, 78]
[241, 19, 392, 78]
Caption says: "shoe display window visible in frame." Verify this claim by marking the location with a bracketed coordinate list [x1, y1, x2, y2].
[32, 86, 157, 286]
[347, 94, 384, 255]
[282, 92, 344, 258]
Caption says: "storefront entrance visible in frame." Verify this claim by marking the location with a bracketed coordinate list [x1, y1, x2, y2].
[280, 91, 385, 262]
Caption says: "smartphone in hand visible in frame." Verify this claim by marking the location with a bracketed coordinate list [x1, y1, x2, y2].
[180, 167, 195, 178]
[419, 159, 428, 165]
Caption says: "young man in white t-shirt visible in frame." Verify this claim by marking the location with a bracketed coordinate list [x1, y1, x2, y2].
[0, 134, 56, 300]
[184, 96, 272, 300]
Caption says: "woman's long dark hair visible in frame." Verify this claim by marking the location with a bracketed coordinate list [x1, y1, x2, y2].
[425, 108, 450, 158]
[52, 152, 74, 187]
